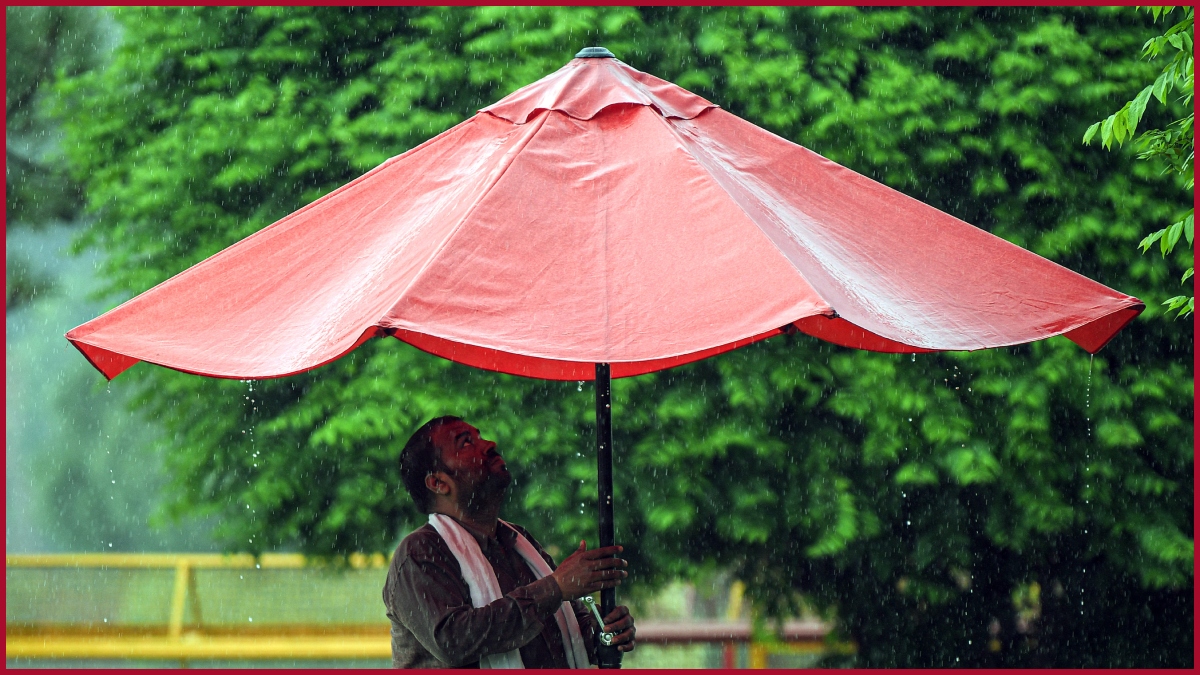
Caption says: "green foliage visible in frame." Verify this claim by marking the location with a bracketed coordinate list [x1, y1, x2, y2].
[1085, 6, 1194, 318]
[55, 7, 1191, 667]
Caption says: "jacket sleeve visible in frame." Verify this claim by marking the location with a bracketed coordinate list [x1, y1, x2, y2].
[388, 548, 565, 667]
[517, 525, 600, 665]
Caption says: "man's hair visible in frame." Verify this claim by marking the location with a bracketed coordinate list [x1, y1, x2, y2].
[399, 416, 463, 514]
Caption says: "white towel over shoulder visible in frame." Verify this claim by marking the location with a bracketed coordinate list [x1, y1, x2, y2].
[428, 513, 591, 669]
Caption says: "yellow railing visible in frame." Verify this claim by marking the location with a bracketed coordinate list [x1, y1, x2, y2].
[7, 553, 391, 663]
[7, 554, 850, 667]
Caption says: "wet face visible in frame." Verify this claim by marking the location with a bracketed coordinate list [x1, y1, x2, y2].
[429, 421, 511, 513]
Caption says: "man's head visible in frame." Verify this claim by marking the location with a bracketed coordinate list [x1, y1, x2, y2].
[399, 416, 511, 516]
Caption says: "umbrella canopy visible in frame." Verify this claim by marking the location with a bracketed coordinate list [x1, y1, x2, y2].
[67, 51, 1142, 382]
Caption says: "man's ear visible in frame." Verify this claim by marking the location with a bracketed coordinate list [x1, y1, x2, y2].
[424, 471, 449, 497]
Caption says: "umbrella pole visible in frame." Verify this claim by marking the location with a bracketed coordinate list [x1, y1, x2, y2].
[594, 362, 622, 669]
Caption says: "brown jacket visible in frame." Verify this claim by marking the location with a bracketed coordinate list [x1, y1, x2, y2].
[382, 519, 597, 668]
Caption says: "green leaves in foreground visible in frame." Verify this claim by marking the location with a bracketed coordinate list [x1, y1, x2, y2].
[1085, 6, 1193, 318]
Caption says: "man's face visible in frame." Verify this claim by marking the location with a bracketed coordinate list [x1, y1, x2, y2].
[429, 421, 511, 510]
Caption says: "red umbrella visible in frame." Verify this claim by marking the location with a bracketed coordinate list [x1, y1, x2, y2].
[66, 49, 1140, 383]
[67, 47, 1142, 667]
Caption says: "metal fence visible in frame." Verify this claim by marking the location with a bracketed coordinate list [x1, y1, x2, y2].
[6, 553, 850, 668]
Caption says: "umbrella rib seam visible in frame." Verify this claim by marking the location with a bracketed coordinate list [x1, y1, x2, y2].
[649, 109, 836, 321]
[379, 113, 553, 329]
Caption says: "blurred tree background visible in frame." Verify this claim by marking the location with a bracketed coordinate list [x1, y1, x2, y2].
[7, 5, 109, 308]
[30, 6, 1193, 667]
[6, 6, 218, 554]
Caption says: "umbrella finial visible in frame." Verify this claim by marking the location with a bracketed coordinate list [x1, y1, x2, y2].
[576, 46, 615, 58]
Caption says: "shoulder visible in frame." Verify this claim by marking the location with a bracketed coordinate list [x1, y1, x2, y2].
[392, 523, 452, 567]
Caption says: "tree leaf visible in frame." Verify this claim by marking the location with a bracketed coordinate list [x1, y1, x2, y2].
[1139, 229, 1166, 253]
[1101, 113, 1116, 148]
[1162, 295, 1194, 319]
[1083, 121, 1101, 144]
[1128, 85, 1153, 132]
[1184, 213, 1194, 245]
[1152, 67, 1174, 104]
[1162, 221, 1183, 255]
[1113, 106, 1131, 145]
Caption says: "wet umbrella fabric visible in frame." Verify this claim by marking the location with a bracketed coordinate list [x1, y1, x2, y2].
[67, 54, 1141, 382]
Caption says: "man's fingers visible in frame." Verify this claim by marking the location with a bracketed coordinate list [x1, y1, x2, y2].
[588, 568, 627, 583]
[604, 616, 634, 633]
[603, 606, 633, 633]
[580, 545, 624, 559]
[612, 627, 634, 641]
[603, 606, 630, 623]
[611, 627, 636, 651]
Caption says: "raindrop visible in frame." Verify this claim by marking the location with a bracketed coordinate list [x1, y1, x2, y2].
[911, 354, 916, 362]
[1085, 354, 1093, 438]
[577, 381, 584, 392]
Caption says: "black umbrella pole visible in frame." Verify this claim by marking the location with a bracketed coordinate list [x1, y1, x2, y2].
[594, 362, 622, 669]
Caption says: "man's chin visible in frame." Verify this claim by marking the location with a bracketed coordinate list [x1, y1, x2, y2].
[472, 469, 512, 503]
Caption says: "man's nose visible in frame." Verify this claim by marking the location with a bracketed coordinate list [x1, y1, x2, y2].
[484, 439, 498, 453]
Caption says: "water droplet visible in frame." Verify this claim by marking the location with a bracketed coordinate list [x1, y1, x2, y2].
[1086, 355, 1093, 438]
[577, 381, 584, 392]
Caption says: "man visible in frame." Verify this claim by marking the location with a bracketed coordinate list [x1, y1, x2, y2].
[383, 416, 637, 668]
